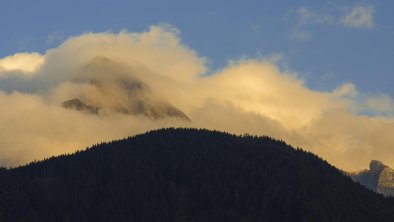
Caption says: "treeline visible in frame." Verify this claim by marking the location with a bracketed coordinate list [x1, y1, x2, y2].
[0, 128, 393, 221]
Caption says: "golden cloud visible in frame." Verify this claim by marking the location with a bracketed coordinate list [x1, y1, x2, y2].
[0, 52, 44, 74]
[0, 24, 393, 171]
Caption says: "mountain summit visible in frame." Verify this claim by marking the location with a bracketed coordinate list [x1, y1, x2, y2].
[349, 160, 394, 196]
[62, 57, 190, 120]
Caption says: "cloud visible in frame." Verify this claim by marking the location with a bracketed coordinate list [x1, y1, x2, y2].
[290, 7, 334, 40]
[289, 5, 375, 40]
[295, 7, 334, 26]
[0, 24, 393, 171]
[364, 94, 394, 114]
[341, 5, 374, 29]
[0, 53, 44, 75]
[46, 32, 65, 45]
[332, 83, 358, 98]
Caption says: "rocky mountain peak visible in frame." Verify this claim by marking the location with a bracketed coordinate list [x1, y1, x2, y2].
[349, 160, 394, 197]
[62, 98, 99, 115]
[62, 57, 190, 121]
[370, 160, 386, 173]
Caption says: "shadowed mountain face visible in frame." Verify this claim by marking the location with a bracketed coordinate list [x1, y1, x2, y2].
[349, 160, 394, 197]
[1, 128, 394, 221]
[62, 98, 99, 114]
[62, 57, 190, 120]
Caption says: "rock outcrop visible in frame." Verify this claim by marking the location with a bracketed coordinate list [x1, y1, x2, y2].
[349, 160, 394, 197]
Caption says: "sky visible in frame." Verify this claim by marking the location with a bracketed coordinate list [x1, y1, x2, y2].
[1, 0, 393, 94]
[1, 0, 394, 171]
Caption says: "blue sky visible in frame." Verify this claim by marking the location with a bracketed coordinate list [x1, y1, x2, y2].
[1, 0, 393, 94]
[2, 0, 394, 169]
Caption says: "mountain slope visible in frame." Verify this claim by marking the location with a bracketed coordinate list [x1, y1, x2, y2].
[62, 56, 190, 120]
[1, 128, 394, 221]
[349, 160, 394, 196]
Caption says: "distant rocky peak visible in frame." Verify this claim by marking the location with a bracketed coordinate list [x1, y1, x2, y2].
[349, 160, 394, 197]
[370, 160, 386, 173]
[61, 57, 190, 121]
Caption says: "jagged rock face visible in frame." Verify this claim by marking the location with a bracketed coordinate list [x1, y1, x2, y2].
[370, 160, 386, 174]
[62, 98, 99, 114]
[378, 167, 394, 196]
[62, 57, 190, 121]
[349, 160, 394, 197]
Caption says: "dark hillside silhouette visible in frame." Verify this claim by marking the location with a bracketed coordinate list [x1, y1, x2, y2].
[0, 128, 393, 221]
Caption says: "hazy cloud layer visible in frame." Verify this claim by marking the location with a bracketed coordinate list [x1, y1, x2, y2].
[0, 25, 392, 170]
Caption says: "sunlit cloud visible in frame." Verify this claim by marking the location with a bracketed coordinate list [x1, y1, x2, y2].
[0, 52, 44, 75]
[0, 24, 393, 171]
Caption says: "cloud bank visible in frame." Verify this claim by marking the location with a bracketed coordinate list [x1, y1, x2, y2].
[0, 24, 393, 171]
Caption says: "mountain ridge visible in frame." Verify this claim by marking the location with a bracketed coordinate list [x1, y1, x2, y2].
[349, 160, 394, 196]
[1, 128, 394, 221]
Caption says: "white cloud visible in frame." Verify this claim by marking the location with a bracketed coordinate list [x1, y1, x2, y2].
[0, 25, 393, 171]
[0, 53, 44, 75]
[341, 5, 374, 29]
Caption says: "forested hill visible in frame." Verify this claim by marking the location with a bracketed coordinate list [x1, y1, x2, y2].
[1, 128, 394, 221]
